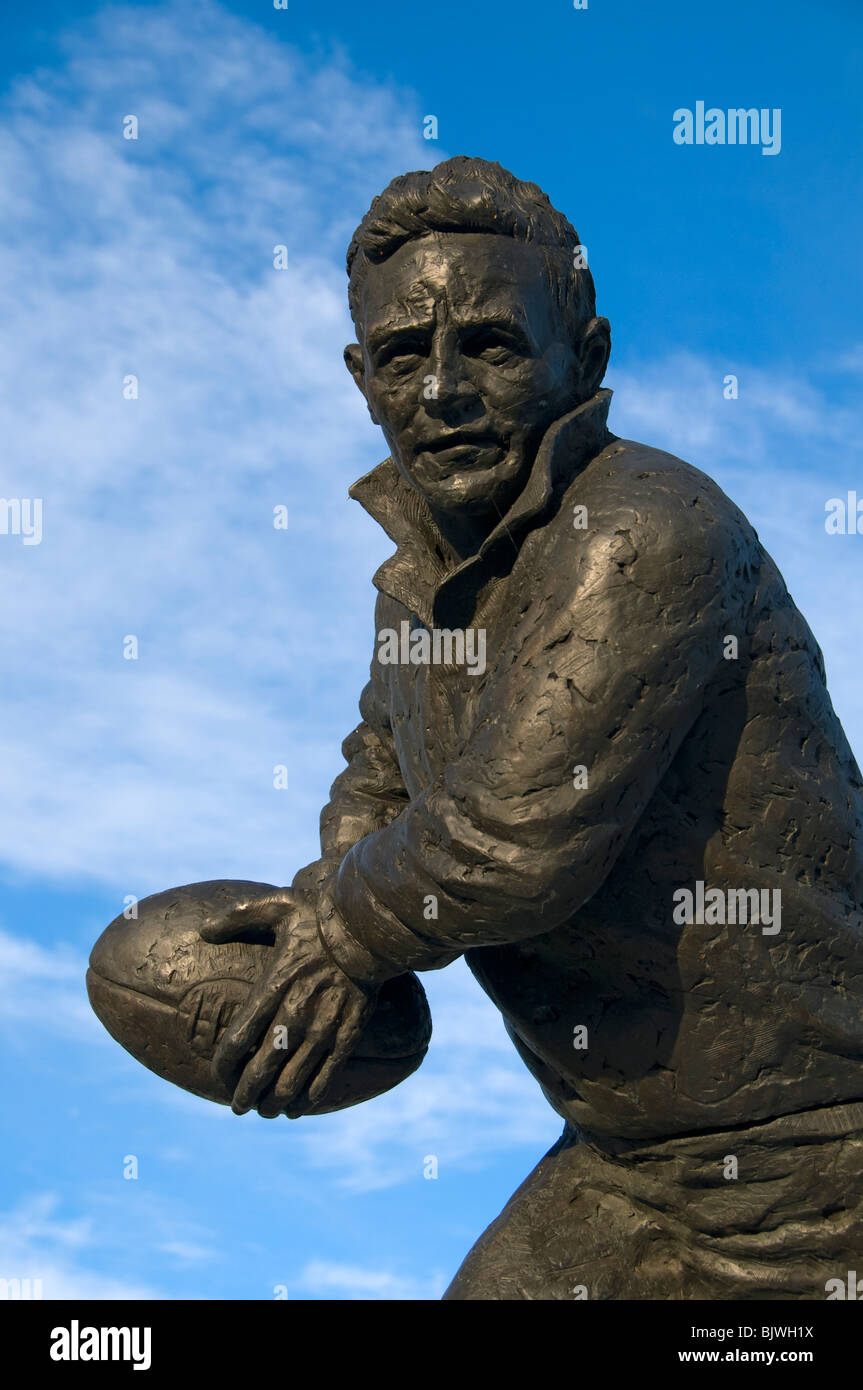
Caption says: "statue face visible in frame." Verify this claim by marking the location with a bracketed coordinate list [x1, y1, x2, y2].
[346, 232, 604, 528]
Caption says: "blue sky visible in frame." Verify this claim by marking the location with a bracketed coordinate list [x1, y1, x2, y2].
[1, 0, 861, 1299]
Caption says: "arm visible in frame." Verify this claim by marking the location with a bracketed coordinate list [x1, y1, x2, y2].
[319, 504, 755, 984]
[201, 597, 409, 1115]
[291, 667, 409, 902]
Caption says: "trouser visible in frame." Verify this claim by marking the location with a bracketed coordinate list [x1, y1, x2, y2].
[443, 1099, 863, 1300]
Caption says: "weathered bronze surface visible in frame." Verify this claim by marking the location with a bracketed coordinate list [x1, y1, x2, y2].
[90, 157, 863, 1299]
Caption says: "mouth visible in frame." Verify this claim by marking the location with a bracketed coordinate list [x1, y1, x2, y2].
[414, 432, 506, 471]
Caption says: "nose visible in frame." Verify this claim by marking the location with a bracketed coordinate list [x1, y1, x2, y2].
[423, 334, 482, 424]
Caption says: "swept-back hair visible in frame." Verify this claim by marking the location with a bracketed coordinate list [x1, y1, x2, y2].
[347, 155, 597, 340]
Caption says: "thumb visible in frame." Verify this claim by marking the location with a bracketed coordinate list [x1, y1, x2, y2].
[200, 891, 298, 944]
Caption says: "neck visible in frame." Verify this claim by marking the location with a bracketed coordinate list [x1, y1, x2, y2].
[427, 505, 498, 567]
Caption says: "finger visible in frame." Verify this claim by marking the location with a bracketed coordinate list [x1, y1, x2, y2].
[200, 892, 297, 944]
[267, 984, 344, 1111]
[230, 1006, 300, 1115]
[266, 1031, 329, 1115]
[211, 967, 294, 1091]
[228, 969, 339, 1113]
[255, 1088, 288, 1121]
[306, 996, 369, 1106]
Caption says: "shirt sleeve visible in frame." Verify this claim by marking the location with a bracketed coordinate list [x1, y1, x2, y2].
[291, 599, 409, 907]
[317, 501, 755, 984]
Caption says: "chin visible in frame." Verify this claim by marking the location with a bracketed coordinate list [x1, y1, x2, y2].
[418, 452, 526, 515]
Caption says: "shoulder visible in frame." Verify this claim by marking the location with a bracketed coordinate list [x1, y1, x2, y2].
[557, 437, 760, 585]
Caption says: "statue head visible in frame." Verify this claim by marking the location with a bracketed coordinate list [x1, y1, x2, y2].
[344, 156, 611, 556]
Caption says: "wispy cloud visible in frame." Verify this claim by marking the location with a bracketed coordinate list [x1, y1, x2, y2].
[5, 919, 557, 1194]
[0, 3, 551, 1230]
[0, 1194, 161, 1300]
[0, 927, 96, 1042]
[1, 3, 859, 899]
[0, 0, 438, 891]
[609, 351, 863, 752]
[292, 962, 556, 1191]
[3, 0, 862, 1305]
[294, 1258, 447, 1301]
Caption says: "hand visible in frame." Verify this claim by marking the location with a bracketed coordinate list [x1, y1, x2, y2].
[200, 892, 377, 1118]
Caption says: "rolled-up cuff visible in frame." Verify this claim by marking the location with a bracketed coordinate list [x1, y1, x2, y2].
[316, 878, 395, 987]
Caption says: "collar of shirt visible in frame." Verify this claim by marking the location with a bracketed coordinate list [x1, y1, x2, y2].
[349, 387, 615, 628]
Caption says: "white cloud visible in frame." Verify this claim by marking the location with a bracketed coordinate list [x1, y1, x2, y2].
[0, 927, 97, 1042]
[0, 1185, 230, 1300]
[0, 4, 553, 1209]
[0, 0, 437, 892]
[155, 1241, 219, 1265]
[295, 1258, 447, 1301]
[608, 351, 863, 753]
[0, 1194, 160, 1300]
[835, 344, 863, 375]
[13, 921, 558, 1195]
[292, 960, 557, 1191]
[3, 3, 862, 1299]
[1, 2, 858, 902]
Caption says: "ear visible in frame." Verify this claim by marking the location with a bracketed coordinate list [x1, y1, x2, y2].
[575, 316, 611, 398]
[344, 342, 380, 425]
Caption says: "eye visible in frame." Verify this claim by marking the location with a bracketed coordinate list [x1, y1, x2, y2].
[462, 328, 525, 363]
[375, 339, 426, 370]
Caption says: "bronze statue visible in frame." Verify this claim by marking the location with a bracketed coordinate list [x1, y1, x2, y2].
[89, 157, 863, 1299]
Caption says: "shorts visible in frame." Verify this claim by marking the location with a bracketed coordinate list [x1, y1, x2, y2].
[443, 1099, 863, 1300]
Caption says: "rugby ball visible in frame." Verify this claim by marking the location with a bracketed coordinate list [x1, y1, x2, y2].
[87, 879, 431, 1115]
